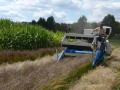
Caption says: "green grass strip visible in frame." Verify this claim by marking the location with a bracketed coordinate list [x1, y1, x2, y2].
[110, 39, 120, 48]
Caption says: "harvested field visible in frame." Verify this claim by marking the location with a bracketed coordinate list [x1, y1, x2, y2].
[70, 48, 120, 90]
[0, 55, 91, 90]
[0, 40, 119, 90]
[70, 66, 116, 90]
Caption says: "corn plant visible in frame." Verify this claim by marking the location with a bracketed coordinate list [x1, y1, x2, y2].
[0, 19, 63, 50]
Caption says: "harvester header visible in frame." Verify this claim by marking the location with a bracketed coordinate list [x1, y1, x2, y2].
[58, 26, 112, 67]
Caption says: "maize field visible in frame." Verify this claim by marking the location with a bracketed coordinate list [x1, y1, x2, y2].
[0, 19, 63, 50]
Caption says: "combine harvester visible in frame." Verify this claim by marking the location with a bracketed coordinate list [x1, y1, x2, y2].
[58, 26, 112, 67]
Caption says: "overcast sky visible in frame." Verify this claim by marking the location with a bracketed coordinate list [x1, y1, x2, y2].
[0, 0, 120, 23]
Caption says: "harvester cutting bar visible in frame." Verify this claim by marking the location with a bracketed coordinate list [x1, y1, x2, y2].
[58, 33, 94, 60]
[58, 48, 94, 60]
[64, 48, 94, 56]
[62, 33, 94, 48]
[63, 33, 94, 38]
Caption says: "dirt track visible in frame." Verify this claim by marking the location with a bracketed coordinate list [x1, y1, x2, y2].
[0, 55, 91, 90]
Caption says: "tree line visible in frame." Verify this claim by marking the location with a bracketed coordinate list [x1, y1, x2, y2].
[102, 14, 120, 37]
[30, 14, 120, 37]
[31, 16, 70, 33]
[71, 14, 120, 37]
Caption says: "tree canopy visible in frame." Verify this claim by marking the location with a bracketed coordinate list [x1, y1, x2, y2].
[102, 14, 120, 36]
[30, 14, 120, 37]
[46, 16, 55, 31]
[37, 17, 46, 27]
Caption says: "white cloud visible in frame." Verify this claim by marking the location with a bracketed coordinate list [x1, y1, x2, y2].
[33, 8, 67, 23]
[15, 0, 39, 6]
[34, 8, 54, 19]
[71, 0, 82, 8]
[81, 0, 120, 22]
[0, 0, 120, 23]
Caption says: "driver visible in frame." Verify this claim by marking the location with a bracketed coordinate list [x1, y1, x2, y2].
[92, 24, 106, 50]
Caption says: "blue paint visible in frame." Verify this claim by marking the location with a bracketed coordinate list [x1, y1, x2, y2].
[59, 41, 106, 68]
[58, 48, 94, 61]
[65, 49, 94, 54]
[92, 49, 104, 67]
[58, 50, 65, 60]
[92, 41, 106, 68]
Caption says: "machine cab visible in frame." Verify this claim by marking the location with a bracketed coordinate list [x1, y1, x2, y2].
[93, 26, 112, 38]
[103, 26, 112, 38]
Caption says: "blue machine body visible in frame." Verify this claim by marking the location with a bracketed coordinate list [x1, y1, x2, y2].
[92, 41, 106, 67]
[92, 49, 105, 67]
[58, 48, 94, 60]
[59, 33, 107, 67]
[65, 49, 94, 54]
[58, 45, 105, 67]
